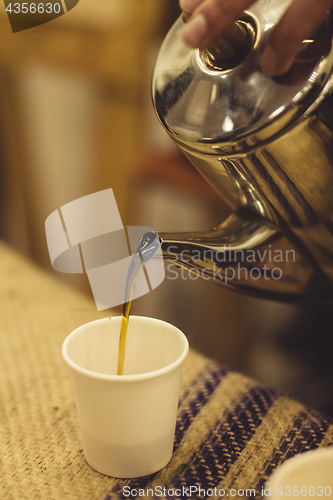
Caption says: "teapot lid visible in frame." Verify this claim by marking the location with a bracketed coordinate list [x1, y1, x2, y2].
[152, 0, 333, 156]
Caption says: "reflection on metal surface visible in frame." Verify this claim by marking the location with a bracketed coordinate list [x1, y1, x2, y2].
[152, 0, 333, 300]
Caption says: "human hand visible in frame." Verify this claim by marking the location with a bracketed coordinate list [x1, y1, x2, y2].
[180, 0, 333, 76]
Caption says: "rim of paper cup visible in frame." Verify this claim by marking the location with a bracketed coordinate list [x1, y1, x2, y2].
[62, 316, 189, 382]
[266, 447, 333, 491]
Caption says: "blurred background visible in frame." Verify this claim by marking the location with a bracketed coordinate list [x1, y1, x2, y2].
[0, 0, 332, 415]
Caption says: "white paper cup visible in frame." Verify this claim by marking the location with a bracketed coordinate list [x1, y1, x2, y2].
[265, 447, 333, 500]
[62, 316, 189, 478]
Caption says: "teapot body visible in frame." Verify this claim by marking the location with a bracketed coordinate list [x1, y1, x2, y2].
[152, 5, 333, 293]
[180, 102, 333, 284]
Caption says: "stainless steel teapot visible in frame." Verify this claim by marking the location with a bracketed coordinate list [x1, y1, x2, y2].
[152, 0, 333, 301]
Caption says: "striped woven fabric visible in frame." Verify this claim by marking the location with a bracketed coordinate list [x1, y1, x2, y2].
[0, 242, 332, 500]
[107, 362, 333, 500]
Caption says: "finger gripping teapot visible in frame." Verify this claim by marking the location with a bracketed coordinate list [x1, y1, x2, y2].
[152, 0, 333, 301]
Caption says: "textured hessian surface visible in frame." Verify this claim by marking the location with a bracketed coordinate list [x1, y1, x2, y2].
[0, 242, 332, 500]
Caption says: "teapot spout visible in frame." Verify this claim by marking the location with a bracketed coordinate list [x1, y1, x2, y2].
[158, 213, 332, 301]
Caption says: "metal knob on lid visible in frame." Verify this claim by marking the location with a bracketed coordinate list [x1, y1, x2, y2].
[201, 17, 256, 71]
[182, 12, 256, 71]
